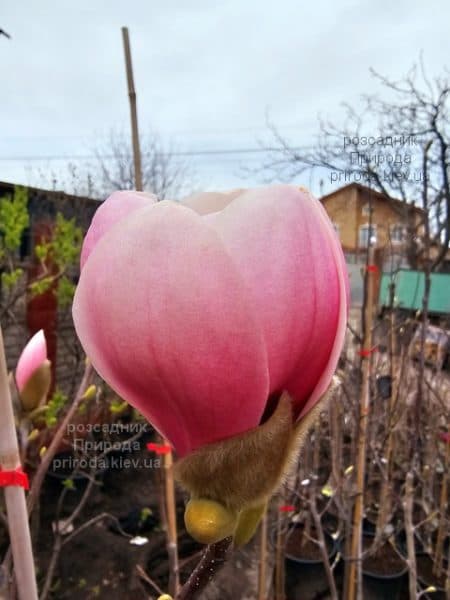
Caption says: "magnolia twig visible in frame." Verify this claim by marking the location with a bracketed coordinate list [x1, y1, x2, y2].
[136, 564, 165, 597]
[310, 496, 339, 600]
[27, 360, 94, 516]
[175, 537, 233, 600]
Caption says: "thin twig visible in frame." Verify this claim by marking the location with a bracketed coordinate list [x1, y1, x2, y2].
[136, 564, 165, 597]
[175, 537, 233, 600]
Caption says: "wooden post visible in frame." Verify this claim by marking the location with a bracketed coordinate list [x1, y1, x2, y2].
[346, 245, 375, 600]
[274, 491, 286, 600]
[257, 509, 268, 600]
[164, 445, 180, 597]
[121, 26, 143, 192]
[0, 326, 38, 600]
[121, 27, 179, 595]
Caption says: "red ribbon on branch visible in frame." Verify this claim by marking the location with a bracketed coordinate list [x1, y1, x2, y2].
[366, 264, 379, 273]
[279, 505, 295, 512]
[358, 345, 379, 358]
[0, 467, 29, 490]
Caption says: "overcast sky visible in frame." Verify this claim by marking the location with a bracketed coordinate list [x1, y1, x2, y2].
[1, 0, 449, 197]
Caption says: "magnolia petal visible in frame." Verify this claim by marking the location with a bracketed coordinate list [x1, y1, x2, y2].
[16, 330, 48, 392]
[73, 201, 269, 457]
[80, 190, 157, 269]
[295, 196, 349, 420]
[181, 189, 245, 215]
[204, 185, 344, 417]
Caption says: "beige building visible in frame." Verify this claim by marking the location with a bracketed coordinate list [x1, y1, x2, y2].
[321, 183, 424, 261]
[320, 183, 425, 305]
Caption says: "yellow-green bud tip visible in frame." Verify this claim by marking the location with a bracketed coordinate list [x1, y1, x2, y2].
[81, 384, 96, 401]
[184, 498, 237, 545]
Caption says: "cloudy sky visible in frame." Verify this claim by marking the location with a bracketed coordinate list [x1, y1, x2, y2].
[1, 0, 449, 197]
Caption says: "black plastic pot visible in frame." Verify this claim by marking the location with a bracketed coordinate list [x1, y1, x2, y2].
[376, 375, 392, 399]
[284, 526, 338, 600]
[339, 534, 408, 600]
[361, 535, 408, 600]
[396, 528, 428, 557]
[362, 517, 377, 538]
[362, 564, 408, 600]
[416, 553, 447, 600]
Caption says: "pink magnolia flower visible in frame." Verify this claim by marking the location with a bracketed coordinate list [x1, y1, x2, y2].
[73, 186, 349, 458]
[16, 330, 48, 393]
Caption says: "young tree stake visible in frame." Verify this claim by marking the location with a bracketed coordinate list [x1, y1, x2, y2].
[0, 326, 38, 600]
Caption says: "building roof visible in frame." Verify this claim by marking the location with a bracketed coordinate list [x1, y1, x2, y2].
[0, 181, 100, 207]
[0, 181, 101, 229]
[320, 183, 425, 217]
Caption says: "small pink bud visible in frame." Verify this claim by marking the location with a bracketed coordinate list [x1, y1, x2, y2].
[16, 330, 47, 392]
[16, 330, 51, 411]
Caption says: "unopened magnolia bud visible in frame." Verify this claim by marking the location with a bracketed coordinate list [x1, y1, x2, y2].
[184, 498, 237, 545]
[16, 330, 51, 411]
[19, 359, 51, 411]
[27, 428, 40, 442]
[157, 595, 173, 600]
[82, 384, 96, 401]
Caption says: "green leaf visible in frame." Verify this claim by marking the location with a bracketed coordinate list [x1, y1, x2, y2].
[0, 186, 29, 253]
[140, 507, 153, 523]
[110, 399, 128, 415]
[45, 389, 68, 427]
[1, 268, 23, 290]
[62, 478, 75, 490]
[29, 276, 54, 298]
[51, 213, 82, 269]
[56, 275, 76, 308]
[35, 242, 51, 262]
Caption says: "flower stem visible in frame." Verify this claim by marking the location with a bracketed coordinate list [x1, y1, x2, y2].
[175, 537, 232, 600]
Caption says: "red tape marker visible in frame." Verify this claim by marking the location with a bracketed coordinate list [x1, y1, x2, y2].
[279, 505, 295, 512]
[0, 467, 29, 490]
[366, 264, 379, 273]
[358, 345, 378, 357]
[146, 442, 172, 455]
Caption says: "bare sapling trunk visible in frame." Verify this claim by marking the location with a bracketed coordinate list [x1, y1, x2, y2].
[346, 245, 375, 600]
[434, 436, 450, 577]
[375, 280, 397, 542]
[274, 488, 287, 600]
[164, 440, 180, 597]
[257, 508, 268, 600]
[404, 471, 418, 599]
[309, 495, 339, 600]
